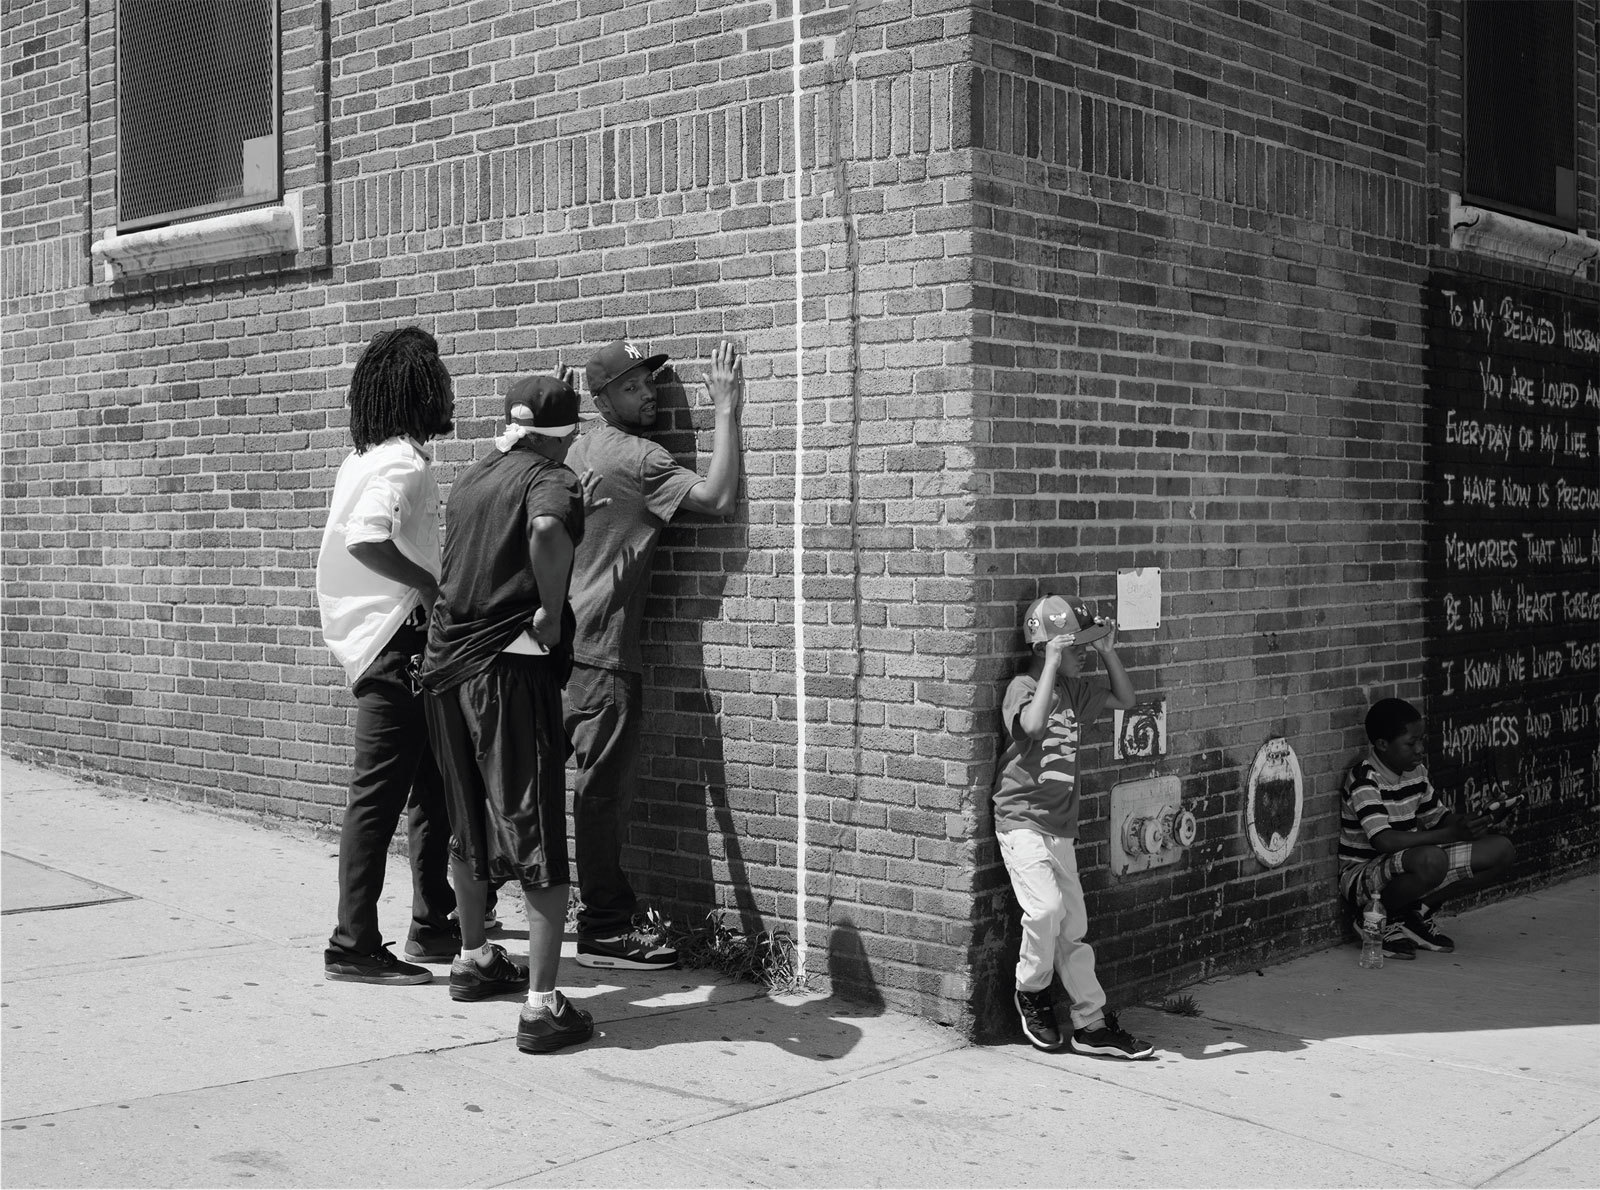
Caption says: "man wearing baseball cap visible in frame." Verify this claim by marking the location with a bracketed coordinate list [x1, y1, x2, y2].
[420, 374, 593, 1053]
[565, 338, 743, 970]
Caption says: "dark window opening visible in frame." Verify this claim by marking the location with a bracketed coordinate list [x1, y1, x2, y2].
[1462, 0, 1577, 230]
[117, 0, 280, 231]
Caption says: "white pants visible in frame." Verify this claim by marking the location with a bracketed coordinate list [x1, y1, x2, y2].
[997, 827, 1107, 1030]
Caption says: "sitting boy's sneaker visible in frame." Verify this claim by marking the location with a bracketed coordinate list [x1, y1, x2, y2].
[1014, 988, 1063, 1051]
[324, 944, 431, 985]
[575, 924, 678, 970]
[449, 944, 530, 1002]
[1069, 1011, 1154, 1059]
[1380, 922, 1419, 960]
[517, 995, 595, 1054]
[1397, 908, 1455, 953]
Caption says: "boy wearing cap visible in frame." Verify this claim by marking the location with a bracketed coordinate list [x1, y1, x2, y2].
[317, 326, 460, 986]
[565, 339, 743, 970]
[1339, 696, 1516, 955]
[993, 594, 1154, 1059]
[420, 375, 592, 1054]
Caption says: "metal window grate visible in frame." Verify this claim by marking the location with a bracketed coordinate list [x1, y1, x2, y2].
[117, 0, 280, 231]
[1462, 0, 1577, 230]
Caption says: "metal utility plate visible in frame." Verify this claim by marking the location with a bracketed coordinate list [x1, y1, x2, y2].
[1109, 775, 1184, 877]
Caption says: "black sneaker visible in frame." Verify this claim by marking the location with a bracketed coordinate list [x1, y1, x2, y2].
[1381, 922, 1419, 960]
[575, 925, 678, 970]
[449, 943, 530, 1002]
[324, 943, 431, 985]
[1396, 909, 1455, 953]
[1014, 988, 1063, 1050]
[1069, 1011, 1154, 1059]
[403, 922, 461, 965]
[517, 994, 595, 1054]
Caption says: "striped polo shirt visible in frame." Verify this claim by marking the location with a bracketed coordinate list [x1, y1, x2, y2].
[1338, 751, 1448, 869]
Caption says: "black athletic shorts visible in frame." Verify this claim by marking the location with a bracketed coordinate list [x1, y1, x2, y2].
[423, 654, 571, 890]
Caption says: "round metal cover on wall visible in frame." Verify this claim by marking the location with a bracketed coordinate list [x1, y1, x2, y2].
[1245, 737, 1302, 868]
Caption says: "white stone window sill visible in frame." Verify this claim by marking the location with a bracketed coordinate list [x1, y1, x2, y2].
[1448, 194, 1598, 277]
[91, 191, 304, 282]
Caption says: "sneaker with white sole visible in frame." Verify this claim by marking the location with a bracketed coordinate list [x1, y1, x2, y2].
[1069, 1011, 1154, 1059]
[575, 925, 678, 970]
[1397, 908, 1455, 953]
[1380, 921, 1420, 960]
[1014, 988, 1063, 1051]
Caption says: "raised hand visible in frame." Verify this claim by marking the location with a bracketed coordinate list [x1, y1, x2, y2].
[1091, 617, 1119, 654]
[705, 341, 743, 418]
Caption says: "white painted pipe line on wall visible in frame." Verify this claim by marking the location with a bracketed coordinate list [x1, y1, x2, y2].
[789, 2, 809, 981]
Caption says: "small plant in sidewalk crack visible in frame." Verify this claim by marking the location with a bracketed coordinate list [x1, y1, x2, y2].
[1158, 993, 1202, 1017]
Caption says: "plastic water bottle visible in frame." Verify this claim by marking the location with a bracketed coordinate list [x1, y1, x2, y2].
[1359, 906, 1385, 969]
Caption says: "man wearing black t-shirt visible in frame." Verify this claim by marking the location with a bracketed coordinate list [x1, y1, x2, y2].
[421, 374, 592, 1054]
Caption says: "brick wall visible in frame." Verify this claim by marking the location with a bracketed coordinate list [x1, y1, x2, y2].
[4, 0, 1595, 1038]
[964, 0, 1599, 1033]
[3, 0, 988, 1025]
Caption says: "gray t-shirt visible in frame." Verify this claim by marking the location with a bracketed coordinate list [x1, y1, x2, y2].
[991, 671, 1109, 839]
[566, 422, 701, 674]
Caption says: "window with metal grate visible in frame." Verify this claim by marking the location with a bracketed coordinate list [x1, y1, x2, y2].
[1462, 0, 1577, 231]
[116, 0, 280, 232]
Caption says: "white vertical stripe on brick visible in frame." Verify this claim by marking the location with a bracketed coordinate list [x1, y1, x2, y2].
[790, 0, 809, 983]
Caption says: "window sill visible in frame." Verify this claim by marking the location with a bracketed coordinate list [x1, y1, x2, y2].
[1448, 194, 1598, 278]
[91, 191, 305, 283]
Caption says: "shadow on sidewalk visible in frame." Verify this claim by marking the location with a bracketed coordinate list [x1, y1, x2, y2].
[1143, 874, 1598, 1066]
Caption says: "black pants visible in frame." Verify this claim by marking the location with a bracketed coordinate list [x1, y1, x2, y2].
[327, 623, 457, 956]
[565, 663, 644, 939]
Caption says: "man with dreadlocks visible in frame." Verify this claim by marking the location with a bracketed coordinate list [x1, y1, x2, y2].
[316, 326, 460, 985]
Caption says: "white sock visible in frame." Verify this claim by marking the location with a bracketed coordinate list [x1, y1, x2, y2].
[528, 988, 559, 1010]
[461, 942, 495, 966]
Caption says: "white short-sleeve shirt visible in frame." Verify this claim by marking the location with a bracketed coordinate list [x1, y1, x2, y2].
[315, 437, 440, 685]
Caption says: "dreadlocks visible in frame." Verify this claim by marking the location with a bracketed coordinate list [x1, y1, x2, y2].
[347, 326, 455, 453]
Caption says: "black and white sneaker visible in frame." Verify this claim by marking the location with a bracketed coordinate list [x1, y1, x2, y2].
[1069, 1011, 1154, 1059]
[1397, 908, 1455, 953]
[1380, 922, 1419, 960]
[1014, 988, 1063, 1051]
[575, 924, 678, 970]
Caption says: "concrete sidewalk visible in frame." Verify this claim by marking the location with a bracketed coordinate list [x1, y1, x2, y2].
[2, 755, 1596, 1189]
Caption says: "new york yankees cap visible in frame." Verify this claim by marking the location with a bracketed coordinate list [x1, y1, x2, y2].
[585, 339, 669, 396]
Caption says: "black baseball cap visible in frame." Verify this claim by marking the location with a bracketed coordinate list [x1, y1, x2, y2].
[585, 339, 669, 396]
[504, 375, 579, 436]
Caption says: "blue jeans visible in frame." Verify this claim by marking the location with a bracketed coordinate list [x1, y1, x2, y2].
[565, 663, 644, 939]
[327, 623, 457, 956]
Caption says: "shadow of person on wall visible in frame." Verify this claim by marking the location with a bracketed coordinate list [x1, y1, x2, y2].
[623, 360, 762, 940]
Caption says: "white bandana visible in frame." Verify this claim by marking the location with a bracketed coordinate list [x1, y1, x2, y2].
[494, 422, 577, 453]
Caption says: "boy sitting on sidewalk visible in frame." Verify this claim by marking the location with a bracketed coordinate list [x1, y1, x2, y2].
[1339, 697, 1517, 956]
[992, 594, 1153, 1059]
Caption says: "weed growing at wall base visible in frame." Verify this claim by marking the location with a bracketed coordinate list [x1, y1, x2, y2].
[653, 908, 803, 994]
